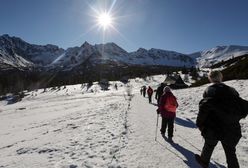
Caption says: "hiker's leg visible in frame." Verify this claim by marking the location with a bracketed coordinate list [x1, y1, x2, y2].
[160, 117, 167, 134]
[168, 118, 174, 138]
[221, 141, 240, 168]
[201, 139, 218, 164]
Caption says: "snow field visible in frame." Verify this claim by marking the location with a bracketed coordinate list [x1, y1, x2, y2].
[0, 75, 248, 168]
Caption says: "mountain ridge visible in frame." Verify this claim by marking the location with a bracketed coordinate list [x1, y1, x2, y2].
[1, 34, 248, 70]
[0, 34, 195, 70]
[190, 45, 248, 68]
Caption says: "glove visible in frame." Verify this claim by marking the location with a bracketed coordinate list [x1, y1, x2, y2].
[156, 109, 160, 114]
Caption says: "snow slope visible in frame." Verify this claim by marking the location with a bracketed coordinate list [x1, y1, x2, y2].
[0, 76, 248, 168]
[191, 45, 248, 68]
[0, 49, 34, 69]
[0, 34, 64, 68]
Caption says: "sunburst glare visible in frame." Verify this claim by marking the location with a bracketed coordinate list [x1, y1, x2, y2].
[97, 12, 113, 30]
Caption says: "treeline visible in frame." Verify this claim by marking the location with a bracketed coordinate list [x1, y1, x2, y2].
[192, 54, 248, 87]
[222, 55, 248, 81]
[0, 64, 195, 95]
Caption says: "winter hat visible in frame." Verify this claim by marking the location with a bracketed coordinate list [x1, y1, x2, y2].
[163, 86, 171, 93]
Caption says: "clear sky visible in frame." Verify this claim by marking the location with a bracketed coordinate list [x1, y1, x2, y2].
[0, 0, 248, 54]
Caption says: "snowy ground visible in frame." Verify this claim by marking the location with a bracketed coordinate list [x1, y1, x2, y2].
[0, 75, 248, 168]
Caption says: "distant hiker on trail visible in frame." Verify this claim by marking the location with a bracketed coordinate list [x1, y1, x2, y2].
[195, 70, 248, 168]
[114, 83, 118, 90]
[140, 87, 143, 95]
[155, 83, 166, 105]
[157, 86, 178, 142]
[147, 86, 153, 103]
[142, 86, 147, 97]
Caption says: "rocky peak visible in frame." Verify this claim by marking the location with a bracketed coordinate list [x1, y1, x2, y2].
[81, 41, 91, 48]
[137, 48, 147, 53]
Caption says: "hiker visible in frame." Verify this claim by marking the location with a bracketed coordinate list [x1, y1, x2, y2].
[114, 83, 118, 90]
[155, 83, 166, 105]
[140, 87, 143, 95]
[142, 86, 147, 97]
[195, 70, 244, 168]
[157, 86, 178, 142]
[147, 86, 153, 103]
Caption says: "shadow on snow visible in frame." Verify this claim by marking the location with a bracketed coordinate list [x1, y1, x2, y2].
[175, 117, 197, 128]
[156, 137, 226, 168]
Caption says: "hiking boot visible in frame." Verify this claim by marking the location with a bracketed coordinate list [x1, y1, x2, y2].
[195, 154, 209, 168]
[168, 137, 173, 143]
[160, 130, 165, 136]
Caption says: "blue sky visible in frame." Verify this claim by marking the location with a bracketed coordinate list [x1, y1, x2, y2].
[0, 0, 248, 53]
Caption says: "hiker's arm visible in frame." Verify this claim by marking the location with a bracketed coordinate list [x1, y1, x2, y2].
[196, 99, 211, 131]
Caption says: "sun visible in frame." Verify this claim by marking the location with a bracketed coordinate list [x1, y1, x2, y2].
[97, 12, 113, 30]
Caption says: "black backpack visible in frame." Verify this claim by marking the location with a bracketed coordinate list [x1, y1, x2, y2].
[237, 97, 248, 119]
[209, 84, 248, 121]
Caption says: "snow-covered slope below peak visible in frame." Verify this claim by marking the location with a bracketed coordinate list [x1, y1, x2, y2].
[50, 42, 129, 67]
[0, 48, 33, 69]
[0, 34, 64, 67]
[50, 42, 195, 69]
[94, 43, 129, 63]
[95, 42, 128, 56]
[50, 41, 96, 66]
[191, 45, 248, 68]
[128, 48, 195, 67]
[25, 44, 65, 65]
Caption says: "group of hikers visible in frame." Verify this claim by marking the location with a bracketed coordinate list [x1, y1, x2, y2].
[140, 85, 154, 103]
[141, 71, 248, 168]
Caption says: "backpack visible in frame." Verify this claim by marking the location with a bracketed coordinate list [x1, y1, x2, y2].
[210, 84, 248, 120]
[147, 88, 153, 95]
[164, 94, 178, 112]
[237, 97, 248, 119]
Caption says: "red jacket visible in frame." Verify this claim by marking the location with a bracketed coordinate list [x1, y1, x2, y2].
[158, 92, 178, 118]
[147, 87, 153, 96]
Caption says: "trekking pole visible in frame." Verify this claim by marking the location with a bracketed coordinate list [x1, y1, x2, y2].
[174, 120, 177, 132]
[155, 113, 159, 141]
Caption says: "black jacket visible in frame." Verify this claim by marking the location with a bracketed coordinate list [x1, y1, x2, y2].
[196, 83, 242, 145]
[155, 84, 165, 100]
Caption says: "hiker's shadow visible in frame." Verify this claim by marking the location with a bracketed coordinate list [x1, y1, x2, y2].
[175, 117, 197, 128]
[161, 138, 225, 168]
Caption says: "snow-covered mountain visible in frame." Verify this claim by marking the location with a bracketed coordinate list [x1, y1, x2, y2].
[129, 48, 194, 67]
[191, 45, 248, 68]
[0, 49, 34, 70]
[51, 41, 95, 66]
[0, 35, 195, 70]
[51, 42, 195, 68]
[1, 34, 248, 71]
[0, 34, 64, 69]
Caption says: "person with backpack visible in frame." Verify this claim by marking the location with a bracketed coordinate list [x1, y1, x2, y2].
[155, 83, 166, 105]
[147, 86, 153, 103]
[157, 86, 178, 142]
[142, 86, 147, 97]
[195, 70, 245, 168]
